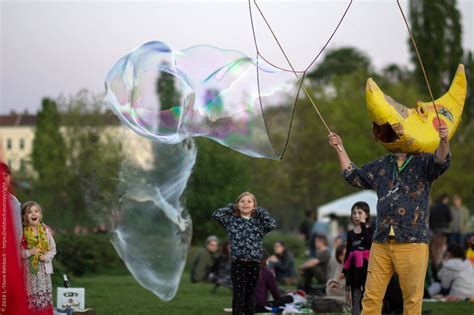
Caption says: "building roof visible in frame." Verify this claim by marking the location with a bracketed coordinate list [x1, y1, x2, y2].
[0, 112, 37, 126]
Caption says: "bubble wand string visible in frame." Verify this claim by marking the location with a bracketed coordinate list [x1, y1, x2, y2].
[248, 0, 353, 153]
[396, 0, 441, 123]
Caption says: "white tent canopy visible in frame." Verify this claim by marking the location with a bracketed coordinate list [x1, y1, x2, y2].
[317, 190, 378, 219]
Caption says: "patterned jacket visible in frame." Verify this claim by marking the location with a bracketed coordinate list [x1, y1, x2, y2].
[212, 204, 276, 261]
[343, 153, 450, 243]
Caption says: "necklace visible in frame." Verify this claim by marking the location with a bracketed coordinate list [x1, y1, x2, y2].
[392, 155, 414, 181]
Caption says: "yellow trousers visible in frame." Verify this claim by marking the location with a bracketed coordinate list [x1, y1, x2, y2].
[361, 241, 428, 315]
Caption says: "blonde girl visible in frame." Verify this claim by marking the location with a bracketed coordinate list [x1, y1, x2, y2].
[212, 192, 276, 315]
[21, 201, 56, 315]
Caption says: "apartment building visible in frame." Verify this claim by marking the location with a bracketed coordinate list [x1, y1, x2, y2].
[0, 112, 36, 172]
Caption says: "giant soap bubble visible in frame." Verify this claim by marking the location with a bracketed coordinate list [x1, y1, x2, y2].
[93, 41, 300, 300]
[105, 41, 302, 159]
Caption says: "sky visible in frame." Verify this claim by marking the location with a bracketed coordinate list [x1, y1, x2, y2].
[1, 0, 473, 114]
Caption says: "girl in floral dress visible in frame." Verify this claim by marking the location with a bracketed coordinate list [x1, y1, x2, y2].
[21, 201, 56, 315]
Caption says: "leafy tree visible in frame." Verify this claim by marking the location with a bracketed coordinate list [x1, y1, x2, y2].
[408, 0, 463, 96]
[31, 98, 69, 221]
[60, 90, 124, 228]
[307, 47, 372, 84]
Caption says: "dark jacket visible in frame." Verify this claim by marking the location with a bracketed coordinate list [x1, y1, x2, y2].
[212, 204, 276, 261]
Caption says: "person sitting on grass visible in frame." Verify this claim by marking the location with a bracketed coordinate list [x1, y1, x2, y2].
[190, 235, 219, 283]
[436, 243, 474, 300]
[267, 241, 296, 285]
[255, 251, 283, 313]
[210, 240, 232, 292]
[298, 234, 331, 294]
[325, 244, 347, 303]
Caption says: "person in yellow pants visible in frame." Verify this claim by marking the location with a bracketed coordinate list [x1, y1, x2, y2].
[328, 125, 451, 315]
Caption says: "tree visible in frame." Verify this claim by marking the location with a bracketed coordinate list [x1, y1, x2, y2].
[307, 47, 372, 84]
[31, 98, 69, 221]
[408, 0, 463, 97]
[60, 90, 124, 228]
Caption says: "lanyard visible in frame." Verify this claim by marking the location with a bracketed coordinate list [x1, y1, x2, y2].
[392, 155, 414, 181]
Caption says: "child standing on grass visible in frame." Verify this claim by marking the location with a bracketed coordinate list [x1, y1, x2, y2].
[342, 201, 373, 315]
[20, 201, 57, 315]
[212, 192, 276, 315]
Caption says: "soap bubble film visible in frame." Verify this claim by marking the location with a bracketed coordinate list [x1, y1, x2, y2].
[95, 41, 300, 300]
[105, 41, 301, 158]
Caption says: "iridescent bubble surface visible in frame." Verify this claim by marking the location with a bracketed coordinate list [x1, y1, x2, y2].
[100, 41, 300, 301]
[105, 41, 301, 159]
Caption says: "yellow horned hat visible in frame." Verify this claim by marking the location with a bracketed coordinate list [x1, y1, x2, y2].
[366, 64, 466, 153]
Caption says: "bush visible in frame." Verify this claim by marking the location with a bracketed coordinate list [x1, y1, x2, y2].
[263, 231, 306, 258]
[54, 234, 126, 276]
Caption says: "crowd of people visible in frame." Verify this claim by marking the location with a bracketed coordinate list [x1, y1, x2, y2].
[2, 120, 474, 315]
[190, 195, 473, 314]
[189, 125, 473, 315]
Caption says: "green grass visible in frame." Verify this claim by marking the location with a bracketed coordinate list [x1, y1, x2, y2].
[53, 271, 474, 315]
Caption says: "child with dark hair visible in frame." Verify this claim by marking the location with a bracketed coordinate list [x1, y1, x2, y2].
[267, 241, 296, 285]
[342, 201, 373, 315]
[437, 243, 474, 299]
[210, 240, 232, 292]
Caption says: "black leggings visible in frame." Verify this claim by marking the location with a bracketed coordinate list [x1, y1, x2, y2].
[231, 260, 260, 315]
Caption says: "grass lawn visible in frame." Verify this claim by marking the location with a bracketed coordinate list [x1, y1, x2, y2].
[54, 271, 474, 315]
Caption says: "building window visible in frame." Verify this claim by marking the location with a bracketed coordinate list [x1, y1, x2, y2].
[20, 138, 25, 150]
[6, 139, 12, 150]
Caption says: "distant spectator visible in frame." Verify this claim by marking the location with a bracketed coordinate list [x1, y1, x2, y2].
[325, 244, 347, 303]
[437, 244, 474, 299]
[267, 241, 296, 285]
[311, 218, 331, 258]
[298, 234, 331, 293]
[210, 240, 232, 291]
[300, 210, 316, 242]
[327, 239, 344, 283]
[429, 233, 448, 282]
[255, 251, 294, 313]
[191, 235, 219, 283]
[450, 195, 470, 245]
[429, 193, 452, 235]
[300, 210, 316, 256]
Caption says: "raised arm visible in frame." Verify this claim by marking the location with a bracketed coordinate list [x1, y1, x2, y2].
[327, 132, 352, 172]
[424, 125, 451, 182]
[212, 204, 234, 228]
[328, 132, 379, 189]
[255, 207, 277, 234]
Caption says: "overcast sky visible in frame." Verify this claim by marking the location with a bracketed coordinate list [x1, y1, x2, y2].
[1, 0, 473, 114]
